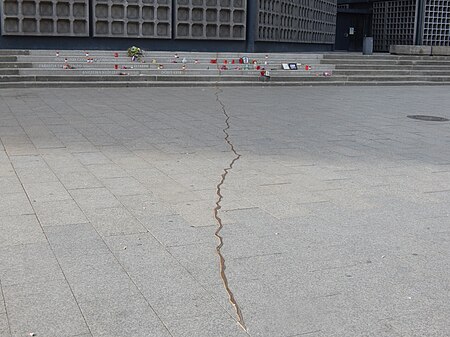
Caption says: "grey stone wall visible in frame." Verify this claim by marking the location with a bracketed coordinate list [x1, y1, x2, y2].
[92, 0, 172, 38]
[174, 0, 247, 40]
[423, 0, 450, 46]
[257, 0, 337, 44]
[1, 0, 89, 36]
[0, 0, 337, 50]
[372, 0, 416, 52]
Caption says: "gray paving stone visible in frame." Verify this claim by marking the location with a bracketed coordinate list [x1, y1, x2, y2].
[9, 155, 47, 169]
[23, 181, 72, 203]
[116, 194, 175, 219]
[0, 192, 34, 216]
[4, 279, 89, 337]
[14, 166, 59, 184]
[80, 291, 171, 337]
[0, 289, 5, 314]
[69, 187, 121, 211]
[63, 141, 99, 154]
[44, 223, 110, 259]
[101, 176, 148, 196]
[0, 215, 46, 247]
[55, 251, 138, 304]
[165, 312, 249, 337]
[0, 163, 15, 177]
[109, 156, 152, 171]
[0, 126, 25, 137]
[33, 199, 89, 227]
[138, 213, 213, 247]
[86, 163, 128, 179]
[84, 207, 147, 237]
[104, 233, 227, 320]
[0, 176, 23, 194]
[73, 152, 112, 166]
[1, 86, 449, 337]
[56, 170, 104, 190]
[0, 242, 64, 286]
[41, 151, 85, 173]
[0, 313, 11, 337]
[4, 143, 39, 156]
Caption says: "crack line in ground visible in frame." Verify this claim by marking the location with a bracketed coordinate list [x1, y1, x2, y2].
[213, 87, 247, 332]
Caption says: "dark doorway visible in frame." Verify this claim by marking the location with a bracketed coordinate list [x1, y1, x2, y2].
[335, 10, 371, 51]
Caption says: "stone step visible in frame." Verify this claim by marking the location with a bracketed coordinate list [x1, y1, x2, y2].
[5, 50, 323, 61]
[0, 69, 20, 75]
[345, 75, 450, 82]
[1, 50, 450, 88]
[334, 64, 450, 70]
[0, 75, 266, 82]
[1, 80, 449, 89]
[26, 50, 324, 58]
[16, 54, 318, 61]
[333, 70, 450, 76]
[20, 62, 325, 70]
[270, 75, 450, 82]
[0, 50, 30, 56]
[13, 66, 333, 76]
[321, 59, 450, 65]
[3, 73, 450, 84]
[0, 57, 17, 62]
[0, 63, 33, 69]
[323, 53, 450, 61]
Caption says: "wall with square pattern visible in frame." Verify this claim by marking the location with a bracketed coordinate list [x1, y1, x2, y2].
[1, 0, 89, 36]
[257, 0, 336, 44]
[92, 0, 172, 38]
[422, 0, 450, 46]
[174, 0, 246, 40]
[372, 0, 416, 52]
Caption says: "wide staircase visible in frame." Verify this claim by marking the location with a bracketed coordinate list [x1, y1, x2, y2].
[322, 53, 450, 85]
[1, 49, 450, 88]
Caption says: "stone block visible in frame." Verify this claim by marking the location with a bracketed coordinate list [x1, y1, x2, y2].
[0, 215, 46, 247]
[175, 0, 246, 40]
[1, 0, 89, 37]
[3, 280, 89, 337]
[92, 0, 172, 38]
[432, 46, 450, 56]
[389, 45, 432, 55]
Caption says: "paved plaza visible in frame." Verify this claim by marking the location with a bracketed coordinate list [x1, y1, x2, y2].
[0, 86, 449, 337]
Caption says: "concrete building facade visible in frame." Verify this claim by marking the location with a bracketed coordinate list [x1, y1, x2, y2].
[336, 0, 450, 52]
[0, 0, 337, 52]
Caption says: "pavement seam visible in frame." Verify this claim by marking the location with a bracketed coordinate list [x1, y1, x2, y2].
[2, 114, 95, 337]
[0, 103, 24, 337]
[42, 152, 176, 337]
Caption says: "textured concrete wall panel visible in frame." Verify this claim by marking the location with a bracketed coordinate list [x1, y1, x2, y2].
[1, 0, 89, 36]
[92, 0, 172, 38]
[175, 0, 247, 40]
[257, 0, 336, 44]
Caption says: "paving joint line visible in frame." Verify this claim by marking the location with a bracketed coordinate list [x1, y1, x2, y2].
[2, 123, 95, 337]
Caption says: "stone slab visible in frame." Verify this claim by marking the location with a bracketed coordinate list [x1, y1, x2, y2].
[0, 86, 449, 337]
[33, 199, 89, 227]
[0, 192, 34, 216]
[432, 46, 450, 56]
[3, 280, 89, 337]
[0, 242, 64, 286]
[0, 313, 10, 337]
[390, 45, 432, 55]
[0, 215, 46, 247]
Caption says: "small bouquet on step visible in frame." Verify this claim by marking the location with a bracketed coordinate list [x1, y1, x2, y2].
[127, 46, 143, 62]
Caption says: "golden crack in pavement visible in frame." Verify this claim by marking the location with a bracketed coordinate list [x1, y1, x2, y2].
[213, 87, 247, 332]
